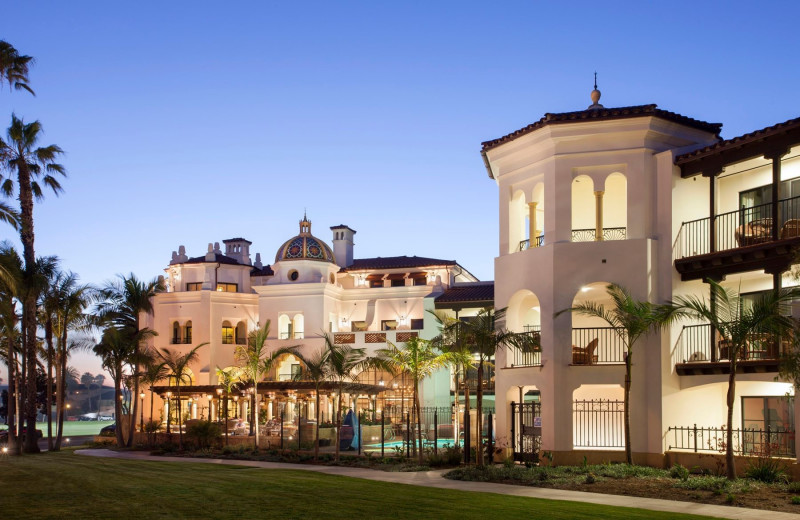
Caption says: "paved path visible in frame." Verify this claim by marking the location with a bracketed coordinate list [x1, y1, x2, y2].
[76, 449, 800, 520]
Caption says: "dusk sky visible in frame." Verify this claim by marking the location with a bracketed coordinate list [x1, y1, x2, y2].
[3, 1, 800, 381]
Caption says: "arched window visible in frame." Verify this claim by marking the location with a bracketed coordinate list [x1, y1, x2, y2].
[235, 321, 247, 345]
[603, 172, 627, 240]
[509, 190, 528, 253]
[184, 321, 192, 344]
[571, 175, 595, 242]
[278, 314, 292, 340]
[172, 321, 180, 344]
[221, 321, 234, 344]
[292, 314, 305, 339]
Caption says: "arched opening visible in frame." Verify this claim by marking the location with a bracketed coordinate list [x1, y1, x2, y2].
[171, 321, 180, 344]
[572, 385, 624, 450]
[184, 320, 192, 344]
[571, 175, 595, 241]
[167, 367, 195, 387]
[569, 282, 623, 364]
[278, 314, 292, 340]
[276, 353, 303, 381]
[603, 172, 627, 240]
[221, 320, 234, 344]
[509, 189, 528, 253]
[506, 385, 541, 457]
[506, 289, 541, 367]
[531, 182, 545, 246]
[235, 321, 247, 345]
[292, 314, 305, 339]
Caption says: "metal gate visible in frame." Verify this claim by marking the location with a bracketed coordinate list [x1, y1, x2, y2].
[510, 401, 541, 462]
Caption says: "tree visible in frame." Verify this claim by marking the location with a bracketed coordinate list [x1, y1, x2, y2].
[157, 344, 206, 450]
[140, 357, 168, 425]
[94, 273, 164, 447]
[0, 244, 22, 454]
[378, 336, 453, 464]
[234, 320, 297, 449]
[93, 328, 138, 447]
[559, 284, 679, 465]
[0, 114, 66, 453]
[0, 41, 34, 95]
[293, 347, 330, 461]
[673, 281, 799, 479]
[215, 366, 242, 446]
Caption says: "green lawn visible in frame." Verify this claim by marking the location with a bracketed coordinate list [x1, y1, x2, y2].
[1, 420, 114, 437]
[0, 451, 726, 520]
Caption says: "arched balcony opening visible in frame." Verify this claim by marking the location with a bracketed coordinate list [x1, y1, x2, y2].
[278, 314, 292, 340]
[506, 289, 542, 367]
[602, 172, 627, 240]
[184, 320, 192, 344]
[171, 321, 180, 344]
[571, 175, 596, 241]
[221, 320, 234, 345]
[509, 189, 528, 253]
[569, 282, 625, 364]
[235, 321, 247, 345]
[292, 314, 305, 339]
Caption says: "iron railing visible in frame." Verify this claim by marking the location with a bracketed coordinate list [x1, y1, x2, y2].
[571, 227, 627, 242]
[508, 327, 542, 367]
[519, 235, 545, 251]
[673, 195, 800, 260]
[674, 323, 788, 364]
[571, 327, 625, 364]
[573, 399, 625, 448]
[511, 401, 542, 462]
[667, 424, 796, 458]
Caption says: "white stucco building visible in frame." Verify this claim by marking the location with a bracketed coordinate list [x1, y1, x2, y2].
[484, 88, 800, 466]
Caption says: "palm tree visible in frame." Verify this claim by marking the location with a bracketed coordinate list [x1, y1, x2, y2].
[157, 344, 206, 450]
[0, 114, 66, 453]
[0, 41, 34, 95]
[94, 273, 164, 447]
[140, 356, 168, 425]
[215, 366, 242, 445]
[559, 284, 679, 465]
[0, 244, 22, 454]
[320, 333, 381, 462]
[672, 281, 799, 479]
[378, 336, 453, 464]
[235, 320, 297, 449]
[293, 347, 330, 461]
[93, 328, 138, 447]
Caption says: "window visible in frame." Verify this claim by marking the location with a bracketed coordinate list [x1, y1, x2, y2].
[740, 179, 800, 225]
[216, 283, 238, 292]
[410, 318, 424, 330]
[186, 282, 202, 291]
[741, 395, 795, 455]
[291, 363, 302, 380]
[391, 278, 405, 287]
[381, 320, 397, 331]
[184, 321, 192, 344]
[370, 279, 383, 288]
[221, 321, 234, 344]
[288, 270, 299, 281]
[412, 277, 427, 286]
[172, 322, 180, 344]
[235, 322, 246, 344]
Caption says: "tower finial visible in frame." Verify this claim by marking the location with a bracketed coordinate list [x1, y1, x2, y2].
[588, 72, 603, 110]
[594, 71, 597, 91]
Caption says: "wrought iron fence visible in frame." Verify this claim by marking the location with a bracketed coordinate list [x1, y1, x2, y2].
[511, 401, 542, 462]
[571, 227, 627, 242]
[667, 424, 796, 458]
[673, 323, 787, 364]
[674, 324, 712, 363]
[573, 399, 625, 449]
[519, 235, 545, 251]
[571, 327, 625, 364]
[508, 327, 541, 367]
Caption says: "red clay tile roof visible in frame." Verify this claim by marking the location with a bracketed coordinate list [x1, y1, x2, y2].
[675, 115, 800, 164]
[250, 265, 274, 276]
[434, 282, 494, 307]
[341, 256, 457, 271]
[222, 237, 252, 244]
[481, 104, 722, 153]
[184, 253, 243, 265]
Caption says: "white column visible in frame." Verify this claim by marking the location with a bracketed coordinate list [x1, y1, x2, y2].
[594, 190, 605, 241]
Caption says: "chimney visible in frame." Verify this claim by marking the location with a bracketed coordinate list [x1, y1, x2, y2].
[330, 225, 356, 268]
[222, 238, 253, 265]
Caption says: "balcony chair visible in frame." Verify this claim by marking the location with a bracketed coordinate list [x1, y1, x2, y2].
[780, 219, 800, 239]
[735, 218, 772, 247]
[571, 338, 598, 365]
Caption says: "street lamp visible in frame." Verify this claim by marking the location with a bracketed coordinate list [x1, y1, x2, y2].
[139, 391, 145, 432]
[166, 391, 173, 434]
[216, 388, 223, 422]
[66, 403, 71, 421]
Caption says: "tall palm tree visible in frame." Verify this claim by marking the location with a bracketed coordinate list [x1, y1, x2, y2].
[93, 328, 138, 447]
[378, 336, 453, 464]
[672, 281, 799, 479]
[215, 366, 242, 445]
[0, 114, 66, 453]
[234, 320, 297, 449]
[157, 344, 206, 450]
[0, 41, 34, 95]
[293, 347, 330, 461]
[559, 284, 679, 465]
[94, 273, 164, 447]
[140, 356, 168, 425]
[0, 244, 22, 454]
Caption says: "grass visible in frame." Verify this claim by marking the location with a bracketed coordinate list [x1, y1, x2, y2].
[1, 420, 114, 437]
[0, 451, 727, 520]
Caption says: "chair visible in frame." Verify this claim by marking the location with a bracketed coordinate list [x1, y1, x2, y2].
[437, 424, 455, 440]
[781, 219, 800, 239]
[735, 218, 772, 246]
[571, 338, 598, 364]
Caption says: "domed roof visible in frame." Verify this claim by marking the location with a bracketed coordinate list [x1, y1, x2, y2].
[275, 215, 336, 263]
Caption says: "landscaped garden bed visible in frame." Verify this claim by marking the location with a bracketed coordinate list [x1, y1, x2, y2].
[444, 462, 800, 513]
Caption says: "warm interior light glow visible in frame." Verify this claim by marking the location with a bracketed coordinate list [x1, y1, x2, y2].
[581, 286, 591, 292]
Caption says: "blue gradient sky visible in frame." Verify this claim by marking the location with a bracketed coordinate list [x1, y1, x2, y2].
[2, 1, 800, 379]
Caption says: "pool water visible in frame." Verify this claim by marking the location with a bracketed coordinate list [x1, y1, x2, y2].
[364, 439, 458, 451]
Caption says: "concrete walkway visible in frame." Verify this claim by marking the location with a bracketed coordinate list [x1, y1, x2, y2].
[76, 449, 800, 520]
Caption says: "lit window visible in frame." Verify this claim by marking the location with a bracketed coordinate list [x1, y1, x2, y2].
[222, 321, 234, 344]
[216, 283, 238, 292]
[186, 282, 202, 291]
[184, 321, 192, 344]
[410, 319, 424, 330]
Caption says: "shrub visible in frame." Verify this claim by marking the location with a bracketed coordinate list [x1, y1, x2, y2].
[584, 472, 596, 484]
[673, 476, 728, 492]
[186, 421, 222, 450]
[744, 451, 788, 483]
[669, 464, 690, 481]
[725, 493, 736, 504]
[791, 496, 800, 505]
[787, 481, 800, 493]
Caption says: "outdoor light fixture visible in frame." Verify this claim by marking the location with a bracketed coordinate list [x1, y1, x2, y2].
[2, 447, 7, 453]
[378, 379, 384, 386]
[216, 388, 223, 396]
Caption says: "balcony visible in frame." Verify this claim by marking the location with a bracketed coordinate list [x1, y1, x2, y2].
[571, 227, 627, 242]
[674, 196, 800, 281]
[333, 330, 419, 347]
[279, 332, 305, 340]
[519, 235, 544, 251]
[672, 324, 786, 375]
[508, 327, 542, 367]
[571, 327, 625, 365]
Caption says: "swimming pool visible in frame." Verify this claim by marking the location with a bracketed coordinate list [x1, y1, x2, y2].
[363, 439, 458, 452]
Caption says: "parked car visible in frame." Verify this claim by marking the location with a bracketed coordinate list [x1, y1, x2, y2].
[0, 427, 43, 444]
[98, 415, 113, 421]
[99, 423, 116, 437]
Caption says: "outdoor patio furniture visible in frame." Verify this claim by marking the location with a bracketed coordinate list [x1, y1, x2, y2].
[437, 424, 455, 440]
[571, 338, 598, 364]
[780, 219, 800, 239]
[735, 218, 772, 247]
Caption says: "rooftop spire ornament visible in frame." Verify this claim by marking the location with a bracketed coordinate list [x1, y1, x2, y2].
[588, 72, 604, 110]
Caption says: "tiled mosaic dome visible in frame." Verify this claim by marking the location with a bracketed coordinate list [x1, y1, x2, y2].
[275, 215, 336, 263]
